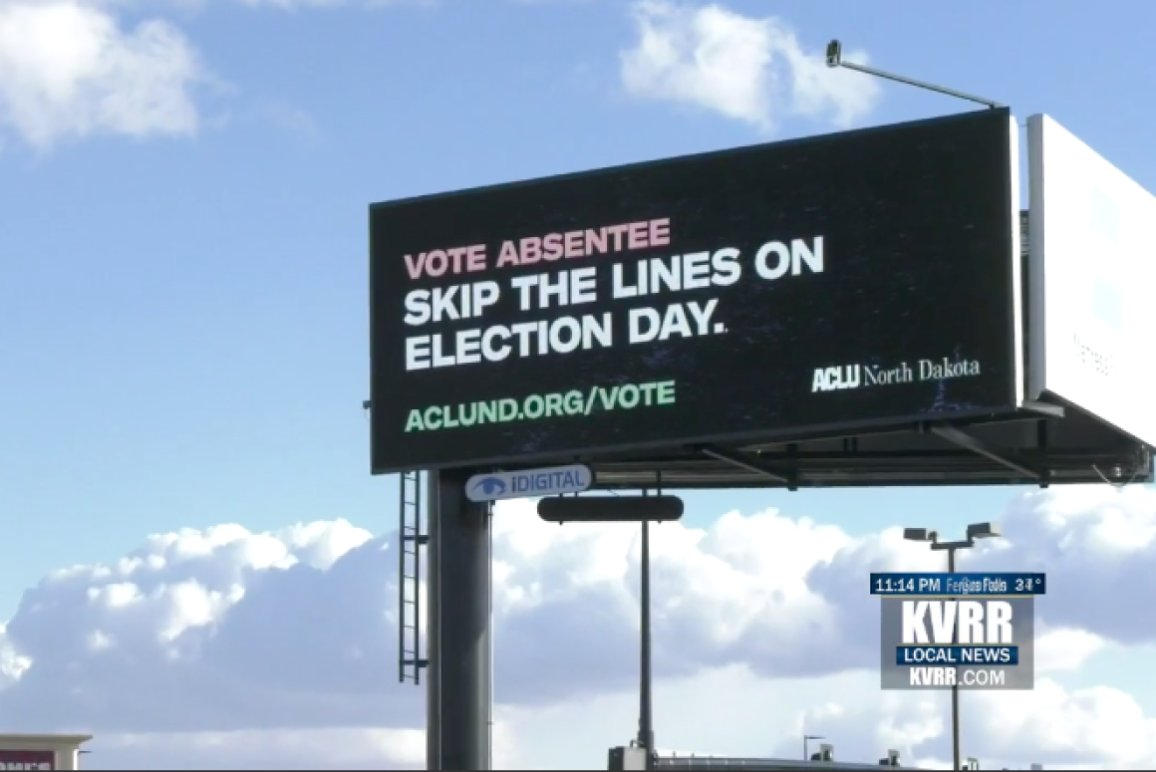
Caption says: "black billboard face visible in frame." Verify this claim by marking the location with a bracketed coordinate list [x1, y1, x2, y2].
[370, 109, 1020, 473]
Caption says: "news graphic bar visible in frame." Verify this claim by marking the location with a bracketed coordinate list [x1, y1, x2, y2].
[895, 645, 1020, 666]
[876, 582, 1040, 691]
[869, 572, 1046, 596]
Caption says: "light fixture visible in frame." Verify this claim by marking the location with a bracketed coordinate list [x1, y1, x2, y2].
[903, 528, 938, 542]
[966, 522, 1002, 540]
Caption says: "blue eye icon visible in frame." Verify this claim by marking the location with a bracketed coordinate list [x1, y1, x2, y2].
[471, 477, 507, 497]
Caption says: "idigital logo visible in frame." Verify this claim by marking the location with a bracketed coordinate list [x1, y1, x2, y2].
[465, 464, 593, 503]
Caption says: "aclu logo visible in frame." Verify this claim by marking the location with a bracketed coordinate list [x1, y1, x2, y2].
[810, 361, 914, 392]
[902, 600, 1013, 645]
[813, 358, 981, 394]
[811, 364, 860, 392]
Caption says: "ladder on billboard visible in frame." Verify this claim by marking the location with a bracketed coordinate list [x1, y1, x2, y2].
[398, 470, 428, 684]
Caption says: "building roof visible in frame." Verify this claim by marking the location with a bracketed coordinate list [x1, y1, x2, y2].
[0, 735, 93, 746]
[655, 755, 916, 770]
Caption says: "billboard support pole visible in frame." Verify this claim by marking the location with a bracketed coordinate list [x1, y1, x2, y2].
[428, 468, 492, 771]
[637, 484, 655, 769]
[825, 39, 1003, 109]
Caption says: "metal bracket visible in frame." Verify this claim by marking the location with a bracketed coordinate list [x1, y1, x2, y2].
[1019, 400, 1065, 419]
[697, 445, 791, 484]
[928, 425, 1039, 479]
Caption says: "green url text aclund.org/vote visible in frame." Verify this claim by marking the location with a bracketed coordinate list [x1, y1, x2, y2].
[404, 380, 677, 433]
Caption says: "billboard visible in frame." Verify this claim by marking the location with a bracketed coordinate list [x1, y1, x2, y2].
[370, 109, 1022, 473]
[1027, 115, 1156, 447]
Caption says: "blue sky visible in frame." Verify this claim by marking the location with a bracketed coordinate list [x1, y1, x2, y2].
[2, 2, 1156, 767]
[8, 0, 1154, 619]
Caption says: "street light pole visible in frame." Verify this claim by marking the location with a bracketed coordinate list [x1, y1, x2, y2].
[903, 522, 1002, 772]
[947, 546, 959, 772]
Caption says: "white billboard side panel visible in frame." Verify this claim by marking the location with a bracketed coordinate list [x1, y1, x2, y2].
[1027, 114, 1156, 447]
[1027, 117, 1047, 403]
[1009, 114, 1024, 406]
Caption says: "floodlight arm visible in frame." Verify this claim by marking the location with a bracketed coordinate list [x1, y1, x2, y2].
[825, 39, 1004, 110]
[930, 539, 974, 552]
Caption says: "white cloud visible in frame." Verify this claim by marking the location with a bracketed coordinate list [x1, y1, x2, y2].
[0, 1, 201, 149]
[619, 1, 880, 132]
[3, 487, 1156, 767]
[1035, 627, 1109, 674]
[0, 0, 436, 149]
[767, 674, 1156, 770]
[808, 485, 1156, 647]
[0, 624, 31, 687]
[970, 679, 1156, 768]
[253, 98, 319, 143]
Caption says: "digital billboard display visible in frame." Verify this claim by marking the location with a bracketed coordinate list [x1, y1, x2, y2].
[370, 109, 1021, 473]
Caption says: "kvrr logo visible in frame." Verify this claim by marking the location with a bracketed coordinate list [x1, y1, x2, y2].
[811, 364, 860, 392]
[902, 600, 1014, 645]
